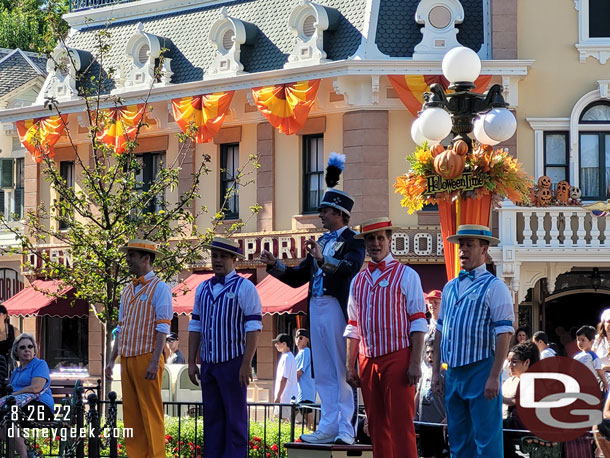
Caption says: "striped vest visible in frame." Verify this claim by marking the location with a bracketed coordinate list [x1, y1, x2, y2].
[119, 276, 163, 357]
[198, 275, 246, 363]
[440, 272, 497, 368]
[352, 261, 412, 358]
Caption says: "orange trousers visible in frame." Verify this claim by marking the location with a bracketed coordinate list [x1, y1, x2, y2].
[121, 353, 165, 458]
[359, 347, 418, 458]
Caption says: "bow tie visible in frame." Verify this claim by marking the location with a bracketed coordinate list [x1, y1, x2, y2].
[320, 231, 338, 242]
[132, 276, 147, 287]
[368, 261, 386, 272]
[211, 276, 225, 286]
[458, 270, 476, 281]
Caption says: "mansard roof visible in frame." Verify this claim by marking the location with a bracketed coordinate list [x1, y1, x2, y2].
[66, 0, 367, 87]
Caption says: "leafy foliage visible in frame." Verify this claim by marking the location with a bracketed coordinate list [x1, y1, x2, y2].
[0, 0, 68, 51]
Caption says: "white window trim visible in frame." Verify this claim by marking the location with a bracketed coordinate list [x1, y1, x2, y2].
[528, 80, 610, 189]
[527, 118, 570, 180]
[574, 0, 610, 64]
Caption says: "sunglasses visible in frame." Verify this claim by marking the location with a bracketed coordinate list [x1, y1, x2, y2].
[19, 344, 34, 350]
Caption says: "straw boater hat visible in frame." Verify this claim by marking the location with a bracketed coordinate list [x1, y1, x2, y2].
[203, 237, 245, 259]
[446, 224, 501, 246]
[120, 239, 160, 256]
[354, 217, 400, 239]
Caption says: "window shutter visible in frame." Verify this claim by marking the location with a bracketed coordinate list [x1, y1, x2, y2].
[14, 187, 23, 219]
[0, 191, 5, 215]
[0, 160, 13, 188]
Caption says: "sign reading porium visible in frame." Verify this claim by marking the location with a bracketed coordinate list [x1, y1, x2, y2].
[424, 172, 484, 195]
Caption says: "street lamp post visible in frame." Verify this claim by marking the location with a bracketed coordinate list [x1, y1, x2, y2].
[412, 47, 517, 149]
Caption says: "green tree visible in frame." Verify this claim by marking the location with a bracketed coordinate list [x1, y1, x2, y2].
[1, 8, 260, 394]
[0, 0, 68, 51]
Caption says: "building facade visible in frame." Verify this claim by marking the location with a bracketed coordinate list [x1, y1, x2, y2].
[0, 0, 548, 387]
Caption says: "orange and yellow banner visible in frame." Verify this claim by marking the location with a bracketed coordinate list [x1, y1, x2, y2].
[94, 104, 146, 154]
[251, 80, 320, 135]
[16, 115, 67, 163]
[171, 92, 234, 143]
[388, 75, 493, 116]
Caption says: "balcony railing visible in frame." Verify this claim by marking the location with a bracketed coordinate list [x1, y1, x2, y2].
[69, 0, 136, 12]
[497, 202, 610, 249]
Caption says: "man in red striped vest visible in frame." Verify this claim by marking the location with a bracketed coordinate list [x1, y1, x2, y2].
[344, 217, 427, 458]
[105, 239, 173, 458]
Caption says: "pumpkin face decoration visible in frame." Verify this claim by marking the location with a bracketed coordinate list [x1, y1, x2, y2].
[538, 175, 552, 189]
[434, 148, 466, 179]
[555, 181, 570, 204]
[537, 187, 552, 206]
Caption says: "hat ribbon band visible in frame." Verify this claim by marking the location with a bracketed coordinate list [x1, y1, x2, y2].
[457, 229, 493, 237]
[212, 240, 242, 254]
[129, 242, 157, 250]
[362, 221, 392, 233]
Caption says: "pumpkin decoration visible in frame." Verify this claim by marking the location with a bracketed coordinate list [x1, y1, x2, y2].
[434, 147, 466, 179]
[537, 187, 552, 207]
[555, 180, 570, 204]
[537, 175, 551, 189]
[430, 143, 445, 158]
[453, 139, 469, 156]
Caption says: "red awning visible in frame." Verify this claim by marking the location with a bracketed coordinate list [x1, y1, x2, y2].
[172, 272, 254, 315]
[3, 279, 89, 317]
[256, 275, 308, 315]
[407, 264, 448, 293]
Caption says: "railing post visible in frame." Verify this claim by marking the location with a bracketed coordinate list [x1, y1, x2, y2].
[290, 402, 296, 442]
[75, 383, 85, 458]
[3, 396, 16, 458]
[88, 392, 100, 458]
[108, 391, 118, 458]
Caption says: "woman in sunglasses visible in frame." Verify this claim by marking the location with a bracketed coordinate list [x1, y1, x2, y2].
[2, 333, 53, 457]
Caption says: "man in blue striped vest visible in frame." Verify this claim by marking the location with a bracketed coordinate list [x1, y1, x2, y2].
[188, 237, 263, 458]
[432, 224, 514, 458]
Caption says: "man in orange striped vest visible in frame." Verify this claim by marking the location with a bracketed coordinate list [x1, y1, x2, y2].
[344, 217, 427, 458]
[105, 239, 172, 458]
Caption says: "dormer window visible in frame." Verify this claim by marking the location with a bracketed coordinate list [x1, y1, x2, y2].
[38, 44, 92, 103]
[115, 23, 172, 93]
[205, 8, 258, 80]
[412, 0, 465, 60]
[285, 0, 340, 69]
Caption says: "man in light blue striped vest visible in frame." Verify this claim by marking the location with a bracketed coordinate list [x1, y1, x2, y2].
[432, 224, 514, 458]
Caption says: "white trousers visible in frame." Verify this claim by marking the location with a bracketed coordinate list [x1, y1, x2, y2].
[309, 295, 355, 437]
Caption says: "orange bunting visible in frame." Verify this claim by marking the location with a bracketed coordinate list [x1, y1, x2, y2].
[171, 92, 234, 143]
[251, 80, 320, 135]
[94, 104, 146, 154]
[388, 75, 493, 116]
[16, 115, 67, 163]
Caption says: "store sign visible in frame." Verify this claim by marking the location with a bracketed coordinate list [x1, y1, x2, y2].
[0, 268, 23, 300]
[424, 172, 484, 195]
[23, 248, 73, 274]
[217, 227, 445, 266]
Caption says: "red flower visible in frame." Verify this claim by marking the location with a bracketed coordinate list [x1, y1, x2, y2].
[271, 444, 279, 451]
[166, 434, 173, 441]
[252, 445, 259, 450]
[253, 436, 262, 442]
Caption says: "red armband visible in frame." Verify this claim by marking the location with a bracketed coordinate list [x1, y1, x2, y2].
[408, 312, 426, 322]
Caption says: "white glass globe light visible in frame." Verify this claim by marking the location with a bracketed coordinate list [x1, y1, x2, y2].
[418, 107, 452, 142]
[473, 116, 500, 146]
[442, 47, 481, 84]
[481, 108, 517, 143]
[411, 117, 427, 146]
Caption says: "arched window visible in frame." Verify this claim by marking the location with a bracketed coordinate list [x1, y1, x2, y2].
[579, 101, 610, 199]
